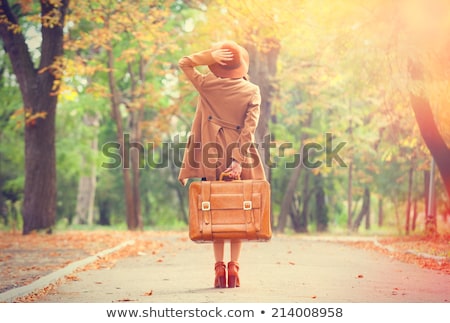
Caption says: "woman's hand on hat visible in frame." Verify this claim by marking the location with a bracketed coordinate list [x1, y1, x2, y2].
[211, 49, 233, 66]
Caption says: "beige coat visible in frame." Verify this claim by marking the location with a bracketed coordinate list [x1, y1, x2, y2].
[178, 49, 266, 185]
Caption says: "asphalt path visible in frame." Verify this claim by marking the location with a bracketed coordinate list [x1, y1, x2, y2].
[33, 233, 448, 303]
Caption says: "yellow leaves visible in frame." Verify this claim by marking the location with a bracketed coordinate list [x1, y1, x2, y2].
[41, 8, 62, 28]
[118, 48, 140, 63]
[208, 0, 294, 47]
[25, 109, 48, 127]
[0, 10, 22, 34]
[85, 83, 109, 98]
[47, 0, 64, 7]
[65, 56, 108, 77]
[10, 108, 48, 128]
[22, 109, 47, 129]
[399, 136, 419, 149]
[73, 28, 117, 51]
[39, 56, 66, 96]
[59, 87, 78, 102]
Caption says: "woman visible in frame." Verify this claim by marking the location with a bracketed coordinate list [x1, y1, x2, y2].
[178, 41, 266, 288]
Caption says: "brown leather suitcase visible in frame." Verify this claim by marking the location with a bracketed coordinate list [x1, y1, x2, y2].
[188, 174, 271, 242]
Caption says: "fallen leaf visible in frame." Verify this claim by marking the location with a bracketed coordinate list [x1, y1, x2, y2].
[357, 274, 364, 279]
[144, 290, 153, 296]
[65, 274, 79, 281]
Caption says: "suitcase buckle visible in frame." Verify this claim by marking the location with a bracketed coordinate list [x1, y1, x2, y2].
[243, 201, 252, 210]
[201, 201, 211, 211]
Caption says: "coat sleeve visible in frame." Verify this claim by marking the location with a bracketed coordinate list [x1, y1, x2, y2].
[178, 104, 202, 186]
[178, 50, 216, 91]
[232, 87, 262, 164]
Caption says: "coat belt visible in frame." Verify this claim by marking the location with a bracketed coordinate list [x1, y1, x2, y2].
[208, 115, 243, 131]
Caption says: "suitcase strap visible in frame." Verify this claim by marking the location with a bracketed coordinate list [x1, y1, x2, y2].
[243, 181, 258, 239]
[201, 181, 213, 240]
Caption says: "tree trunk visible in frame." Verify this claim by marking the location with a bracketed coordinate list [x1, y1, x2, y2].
[106, 40, 139, 230]
[315, 173, 328, 232]
[98, 199, 111, 226]
[298, 171, 311, 233]
[405, 166, 414, 235]
[127, 60, 145, 230]
[0, 0, 70, 234]
[277, 112, 312, 232]
[347, 97, 353, 231]
[288, 194, 304, 233]
[246, 40, 279, 231]
[412, 198, 418, 231]
[130, 126, 142, 229]
[424, 169, 430, 225]
[365, 197, 371, 230]
[378, 197, 383, 227]
[424, 163, 437, 235]
[394, 200, 402, 235]
[277, 163, 303, 232]
[352, 187, 370, 232]
[409, 61, 450, 199]
[246, 40, 280, 181]
[347, 161, 353, 230]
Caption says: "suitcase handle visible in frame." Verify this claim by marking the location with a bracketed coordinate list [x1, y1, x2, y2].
[219, 172, 241, 181]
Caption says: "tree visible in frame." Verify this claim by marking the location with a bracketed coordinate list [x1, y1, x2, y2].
[398, 0, 450, 199]
[409, 63, 450, 199]
[0, 0, 70, 234]
[352, 187, 370, 232]
[66, 0, 179, 230]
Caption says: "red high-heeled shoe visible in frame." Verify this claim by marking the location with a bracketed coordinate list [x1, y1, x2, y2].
[214, 261, 226, 288]
[227, 261, 240, 288]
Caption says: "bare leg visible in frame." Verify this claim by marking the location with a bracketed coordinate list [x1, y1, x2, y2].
[213, 241, 226, 288]
[230, 240, 242, 262]
[228, 241, 241, 287]
[213, 240, 225, 262]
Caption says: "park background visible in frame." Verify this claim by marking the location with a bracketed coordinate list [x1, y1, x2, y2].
[1, 0, 449, 239]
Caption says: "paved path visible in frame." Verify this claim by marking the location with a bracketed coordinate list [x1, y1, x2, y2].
[34, 233, 448, 303]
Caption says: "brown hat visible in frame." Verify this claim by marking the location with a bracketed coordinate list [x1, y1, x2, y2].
[208, 41, 249, 79]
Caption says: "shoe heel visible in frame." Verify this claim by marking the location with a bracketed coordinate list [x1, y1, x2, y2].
[227, 261, 240, 288]
[228, 275, 237, 288]
[214, 262, 226, 288]
[217, 276, 226, 288]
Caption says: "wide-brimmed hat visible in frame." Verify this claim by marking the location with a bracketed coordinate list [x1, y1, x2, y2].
[208, 41, 249, 79]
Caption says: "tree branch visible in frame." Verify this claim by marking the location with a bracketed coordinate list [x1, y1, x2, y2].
[0, 0, 36, 100]
[408, 59, 450, 198]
